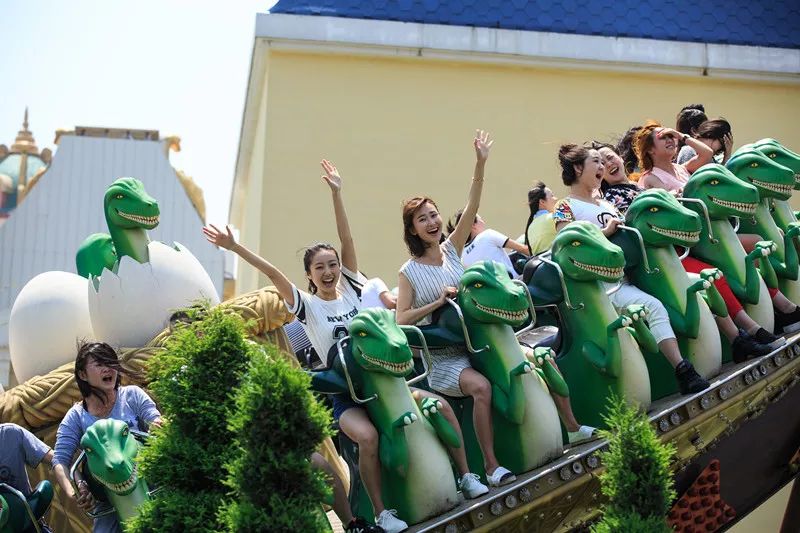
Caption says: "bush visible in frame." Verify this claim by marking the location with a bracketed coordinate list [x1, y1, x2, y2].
[592, 396, 675, 533]
[128, 306, 256, 533]
[219, 344, 333, 532]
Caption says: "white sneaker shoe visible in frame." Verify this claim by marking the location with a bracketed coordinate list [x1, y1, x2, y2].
[567, 425, 597, 445]
[486, 465, 516, 487]
[458, 472, 489, 499]
[375, 509, 408, 533]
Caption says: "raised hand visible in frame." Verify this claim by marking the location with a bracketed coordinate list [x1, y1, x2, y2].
[473, 129, 494, 163]
[320, 159, 342, 192]
[203, 224, 237, 250]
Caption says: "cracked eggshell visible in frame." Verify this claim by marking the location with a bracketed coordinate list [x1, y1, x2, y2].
[88, 241, 220, 347]
[10, 271, 94, 382]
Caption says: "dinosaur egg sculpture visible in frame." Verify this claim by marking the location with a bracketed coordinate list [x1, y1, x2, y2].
[10, 271, 94, 382]
[88, 241, 220, 347]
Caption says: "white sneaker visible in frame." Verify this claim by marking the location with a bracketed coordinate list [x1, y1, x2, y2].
[486, 465, 516, 487]
[567, 425, 597, 445]
[458, 472, 489, 499]
[375, 509, 408, 533]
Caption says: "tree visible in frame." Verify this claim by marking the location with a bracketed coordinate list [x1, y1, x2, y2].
[128, 306, 255, 533]
[219, 344, 332, 532]
[593, 396, 676, 533]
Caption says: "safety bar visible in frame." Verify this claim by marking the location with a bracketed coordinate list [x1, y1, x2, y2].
[677, 198, 718, 243]
[511, 279, 538, 336]
[605, 281, 623, 296]
[69, 454, 116, 519]
[442, 299, 489, 354]
[398, 325, 433, 387]
[731, 216, 740, 233]
[337, 337, 378, 404]
[537, 252, 584, 310]
[617, 225, 660, 274]
[0, 483, 42, 533]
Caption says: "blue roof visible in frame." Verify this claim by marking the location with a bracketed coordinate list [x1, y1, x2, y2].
[270, 0, 800, 49]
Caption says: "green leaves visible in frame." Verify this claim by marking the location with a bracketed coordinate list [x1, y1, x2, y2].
[593, 395, 675, 533]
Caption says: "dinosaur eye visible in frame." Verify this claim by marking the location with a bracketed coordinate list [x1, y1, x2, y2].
[750, 162, 759, 168]
[473, 283, 483, 289]
[115, 194, 124, 199]
[85, 447, 93, 454]
[122, 426, 129, 437]
[649, 207, 658, 212]
[710, 179, 719, 185]
[357, 331, 367, 337]
[768, 153, 777, 158]
[571, 241, 581, 247]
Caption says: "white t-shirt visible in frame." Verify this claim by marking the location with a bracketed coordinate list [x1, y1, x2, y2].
[461, 229, 517, 278]
[361, 277, 393, 310]
[287, 266, 367, 362]
[553, 197, 622, 229]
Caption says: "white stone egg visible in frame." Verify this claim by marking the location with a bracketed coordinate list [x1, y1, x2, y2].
[10, 271, 94, 382]
[88, 241, 220, 347]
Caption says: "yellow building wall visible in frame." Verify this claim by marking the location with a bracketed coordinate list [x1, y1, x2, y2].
[239, 49, 800, 292]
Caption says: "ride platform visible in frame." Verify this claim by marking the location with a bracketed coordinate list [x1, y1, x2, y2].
[409, 332, 800, 532]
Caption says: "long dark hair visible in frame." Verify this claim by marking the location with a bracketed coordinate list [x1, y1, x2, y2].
[617, 126, 642, 175]
[558, 144, 590, 185]
[75, 342, 125, 408]
[524, 181, 548, 253]
[676, 104, 707, 135]
[302, 243, 340, 294]
[446, 208, 477, 246]
[694, 118, 731, 143]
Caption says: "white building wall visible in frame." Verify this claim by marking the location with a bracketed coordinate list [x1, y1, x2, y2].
[0, 134, 225, 386]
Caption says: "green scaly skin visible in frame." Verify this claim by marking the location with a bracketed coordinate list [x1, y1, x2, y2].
[76, 233, 117, 278]
[455, 260, 563, 473]
[726, 149, 800, 300]
[310, 309, 459, 525]
[528, 221, 653, 429]
[749, 139, 800, 304]
[81, 419, 150, 524]
[76, 178, 160, 278]
[683, 164, 777, 331]
[612, 190, 723, 392]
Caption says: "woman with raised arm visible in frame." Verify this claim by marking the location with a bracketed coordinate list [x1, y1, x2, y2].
[637, 120, 714, 190]
[553, 144, 710, 395]
[204, 161, 487, 533]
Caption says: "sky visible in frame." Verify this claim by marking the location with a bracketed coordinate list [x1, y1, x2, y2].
[0, 0, 278, 226]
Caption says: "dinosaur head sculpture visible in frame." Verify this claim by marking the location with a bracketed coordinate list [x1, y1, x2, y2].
[726, 148, 794, 201]
[750, 139, 800, 190]
[349, 308, 415, 377]
[81, 419, 141, 497]
[104, 178, 160, 231]
[458, 260, 529, 327]
[551, 221, 625, 283]
[683, 164, 759, 220]
[625, 189, 701, 248]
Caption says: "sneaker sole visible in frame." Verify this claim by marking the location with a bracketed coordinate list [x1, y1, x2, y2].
[782, 321, 800, 334]
[488, 474, 516, 487]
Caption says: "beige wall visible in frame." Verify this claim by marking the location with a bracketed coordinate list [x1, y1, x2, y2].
[237, 48, 800, 292]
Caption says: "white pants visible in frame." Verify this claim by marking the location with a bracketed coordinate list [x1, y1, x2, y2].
[606, 281, 675, 345]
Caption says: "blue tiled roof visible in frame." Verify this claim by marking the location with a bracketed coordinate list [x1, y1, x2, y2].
[270, 0, 800, 49]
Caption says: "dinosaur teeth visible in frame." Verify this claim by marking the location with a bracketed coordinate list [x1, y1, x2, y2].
[749, 178, 792, 195]
[649, 225, 700, 242]
[360, 352, 413, 373]
[708, 196, 757, 214]
[473, 301, 528, 321]
[94, 462, 138, 494]
[570, 258, 623, 278]
[117, 209, 160, 225]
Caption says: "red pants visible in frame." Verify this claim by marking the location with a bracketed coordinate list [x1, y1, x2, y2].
[681, 256, 777, 317]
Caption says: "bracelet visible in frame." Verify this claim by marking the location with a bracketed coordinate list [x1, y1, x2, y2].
[472, 177, 484, 182]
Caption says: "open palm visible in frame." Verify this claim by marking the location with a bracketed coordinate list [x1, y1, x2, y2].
[203, 224, 237, 250]
[321, 159, 342, 191]
[474, 130, 494, 162]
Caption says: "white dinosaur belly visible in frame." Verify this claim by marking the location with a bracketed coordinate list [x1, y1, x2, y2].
[744, 277, 775, 334]
[519, 372, 563, 465]
[618, 329, 652, 410]
[88, 241, 220, 347]
[686, 295, 722, 379]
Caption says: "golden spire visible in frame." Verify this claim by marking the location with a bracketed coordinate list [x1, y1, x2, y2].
[11, 107, 39, 155]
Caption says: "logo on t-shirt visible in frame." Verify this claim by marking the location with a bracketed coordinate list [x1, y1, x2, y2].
[326, 307, 359, 323]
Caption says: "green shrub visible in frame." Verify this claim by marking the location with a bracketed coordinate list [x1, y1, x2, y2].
[592, 396, 675, 533]
[219, 344, 333, 532]
[129, 307, 256, 533]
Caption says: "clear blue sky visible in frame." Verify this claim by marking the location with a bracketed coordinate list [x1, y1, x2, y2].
[0, 0, 277, 225]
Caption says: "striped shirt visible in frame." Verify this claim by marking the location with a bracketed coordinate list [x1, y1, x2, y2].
[286, 266, 366, 364]
[399, 239, 464, 325]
